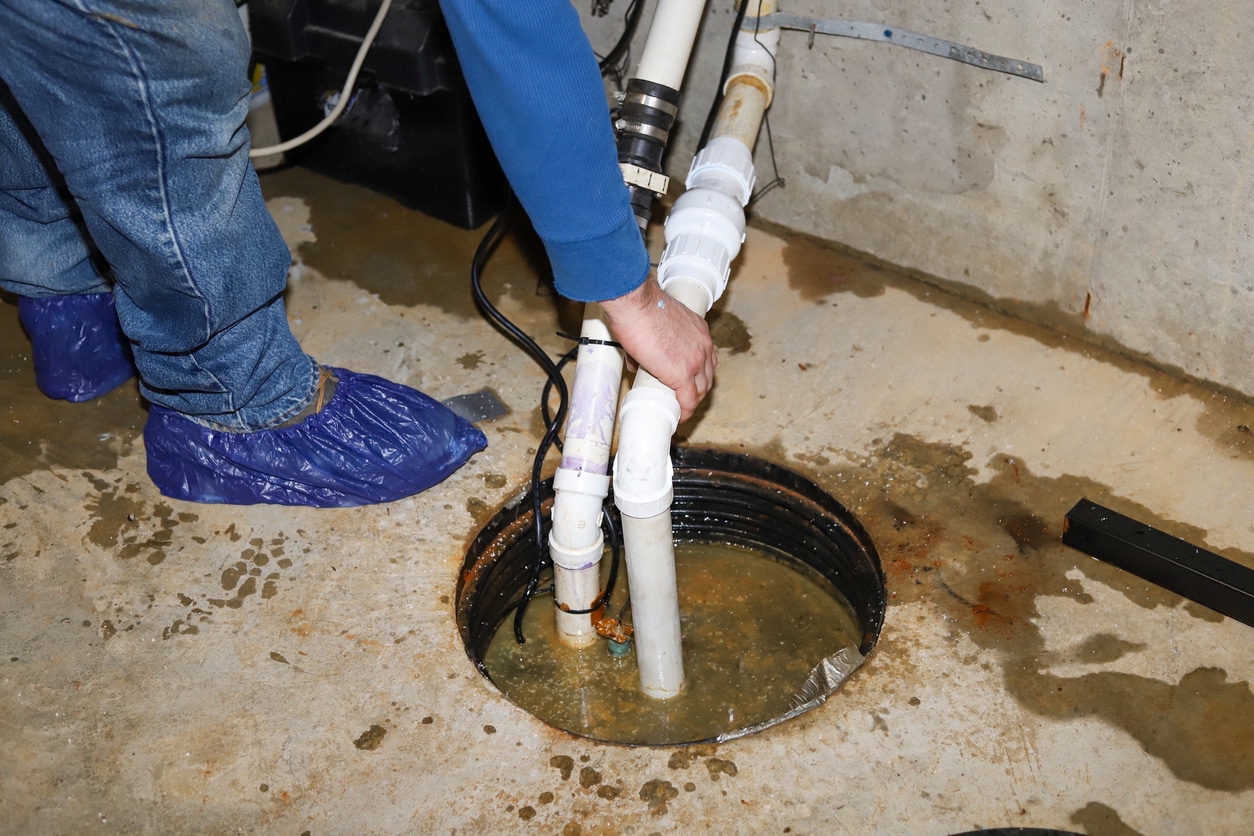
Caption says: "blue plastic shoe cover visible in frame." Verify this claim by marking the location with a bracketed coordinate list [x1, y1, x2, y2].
[18, 292, 136, 402]
[144, 367, 489, 506]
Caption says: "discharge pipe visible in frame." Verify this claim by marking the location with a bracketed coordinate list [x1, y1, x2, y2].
[548, 308, 622, 647]
[548, 0, 707, 647]
[614, 0, 779, 699]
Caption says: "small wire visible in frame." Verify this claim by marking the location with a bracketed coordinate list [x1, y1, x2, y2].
[747, 109, 785, 206]
[249, 0, 393, 158]
[597, 0, 644, 74]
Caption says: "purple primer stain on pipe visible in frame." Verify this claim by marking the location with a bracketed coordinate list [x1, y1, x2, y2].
[560, 348, 621, 475]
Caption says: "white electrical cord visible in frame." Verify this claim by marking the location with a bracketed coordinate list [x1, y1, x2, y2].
[249, 0, 393, 158]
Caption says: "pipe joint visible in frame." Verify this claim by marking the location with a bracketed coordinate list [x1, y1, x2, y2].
[613, 387, 680, 518]
[726, 24, 779, 105]
[549, 530, 605, 570]
[616, 78, 681, 228]
[657, 235, 730, 312]
[686, 136, 756, 204]
[657, 183, 746, 307]
[551, 467, 610, 558]
[553, 466, 611, 504]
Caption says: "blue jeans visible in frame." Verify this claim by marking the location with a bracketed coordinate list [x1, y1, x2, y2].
[0, 0, 316, 430]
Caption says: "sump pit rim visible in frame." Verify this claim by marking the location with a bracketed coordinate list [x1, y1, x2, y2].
[456, 446, 887, 745]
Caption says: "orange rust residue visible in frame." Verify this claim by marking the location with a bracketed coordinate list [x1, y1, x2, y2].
[1083, 291, 1092, 319]
[595, 616, 633, 643]
[1100, 41, 1126, 78]
[728, 74, 772, 99]
[973, 581, 1015, 629]
[288, 608, 313, 637]
[342, 632, 384, 648]
[888, 557, 913, 578]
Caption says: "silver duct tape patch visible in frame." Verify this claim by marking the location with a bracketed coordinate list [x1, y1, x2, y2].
[715, 645, 867, 743]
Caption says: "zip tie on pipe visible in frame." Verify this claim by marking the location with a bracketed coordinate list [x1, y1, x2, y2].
[745, 14, 1045, 82]
[556, 331, 623, 349]
[249, 0, 394, 158]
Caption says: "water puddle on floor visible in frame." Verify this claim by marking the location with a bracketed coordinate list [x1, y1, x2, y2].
[482, 541, 862, 745]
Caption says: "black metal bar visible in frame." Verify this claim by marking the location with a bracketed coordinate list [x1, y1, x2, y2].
[1062, 498, 1254, 629]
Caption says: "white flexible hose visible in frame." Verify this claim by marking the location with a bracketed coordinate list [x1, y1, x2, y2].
[249, 0, 393, 159]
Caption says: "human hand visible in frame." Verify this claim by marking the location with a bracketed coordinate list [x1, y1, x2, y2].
[599, 275, 716, 422]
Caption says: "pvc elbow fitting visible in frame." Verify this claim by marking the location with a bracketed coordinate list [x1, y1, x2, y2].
[726, 24, 779, 105]
[613, 387, 681, 518]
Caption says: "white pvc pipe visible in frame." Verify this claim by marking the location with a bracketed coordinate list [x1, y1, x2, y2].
[620, 509, 681, 696]
[614, 279, 709, 699]
[615, 0, 778, 700]
[550, 309, 623, 647]
[634, 0, 707, 89]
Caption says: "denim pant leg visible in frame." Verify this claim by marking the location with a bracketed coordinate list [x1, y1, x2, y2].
[0, 81, 110, 298]
[0, 0, 316, 430]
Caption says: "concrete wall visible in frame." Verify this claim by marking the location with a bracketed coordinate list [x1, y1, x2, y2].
[582, 0, 1254, 397]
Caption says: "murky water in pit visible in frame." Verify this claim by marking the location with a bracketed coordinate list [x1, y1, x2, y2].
[483, 541, 863, 744]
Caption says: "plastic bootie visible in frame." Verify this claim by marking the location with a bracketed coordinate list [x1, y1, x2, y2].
[144, 367, 489, 507]
[18, 292, 136, 402]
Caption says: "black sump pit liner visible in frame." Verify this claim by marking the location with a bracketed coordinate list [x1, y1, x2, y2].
[457, 446, 887, 743]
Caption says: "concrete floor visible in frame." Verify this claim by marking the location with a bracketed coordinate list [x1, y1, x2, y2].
[2, 166, 1253, 835]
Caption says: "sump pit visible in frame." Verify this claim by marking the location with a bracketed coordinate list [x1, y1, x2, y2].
[457, 447, 886, 745]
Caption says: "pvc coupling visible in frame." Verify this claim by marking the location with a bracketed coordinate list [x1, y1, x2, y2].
[549, 467, 610, 570]
[656, 138, 754, 311]
[615, 78, 682, 228]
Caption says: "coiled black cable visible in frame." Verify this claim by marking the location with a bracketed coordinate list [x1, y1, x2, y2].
[469, 190, 625, 643]
[469, 190, 568, 644]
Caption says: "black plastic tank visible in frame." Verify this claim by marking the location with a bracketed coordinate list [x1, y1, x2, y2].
[250, 0, 506, 229]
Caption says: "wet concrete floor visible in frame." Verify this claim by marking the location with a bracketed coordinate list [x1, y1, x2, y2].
[1, 165, 1252, 834]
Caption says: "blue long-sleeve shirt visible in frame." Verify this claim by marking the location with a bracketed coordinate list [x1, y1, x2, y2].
[438, 0, 649, 303]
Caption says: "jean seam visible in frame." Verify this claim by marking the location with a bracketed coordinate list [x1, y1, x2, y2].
[72, 0, 211, 347]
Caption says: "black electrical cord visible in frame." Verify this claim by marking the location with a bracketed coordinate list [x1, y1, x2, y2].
[598, 0, 645, 75]
[470, 191, 628, 644]
[541, 347, 578, 444]
[469, 189, 569, 645]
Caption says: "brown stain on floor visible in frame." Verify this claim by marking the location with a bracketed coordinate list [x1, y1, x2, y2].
[258, 167, 564, 324]
[776, 229, 1254, 441]
[707, 308, 753, 355]
[748, 432, 1254, 792]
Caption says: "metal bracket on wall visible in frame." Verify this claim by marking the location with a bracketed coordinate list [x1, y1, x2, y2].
[747, 14, 1045, 83]
[1062, 498, 1254, 629]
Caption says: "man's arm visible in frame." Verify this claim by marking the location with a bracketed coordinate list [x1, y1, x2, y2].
[438, 0, 715, 419]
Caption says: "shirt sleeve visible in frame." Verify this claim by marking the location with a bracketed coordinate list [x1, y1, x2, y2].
[438, 0, 650, 303]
